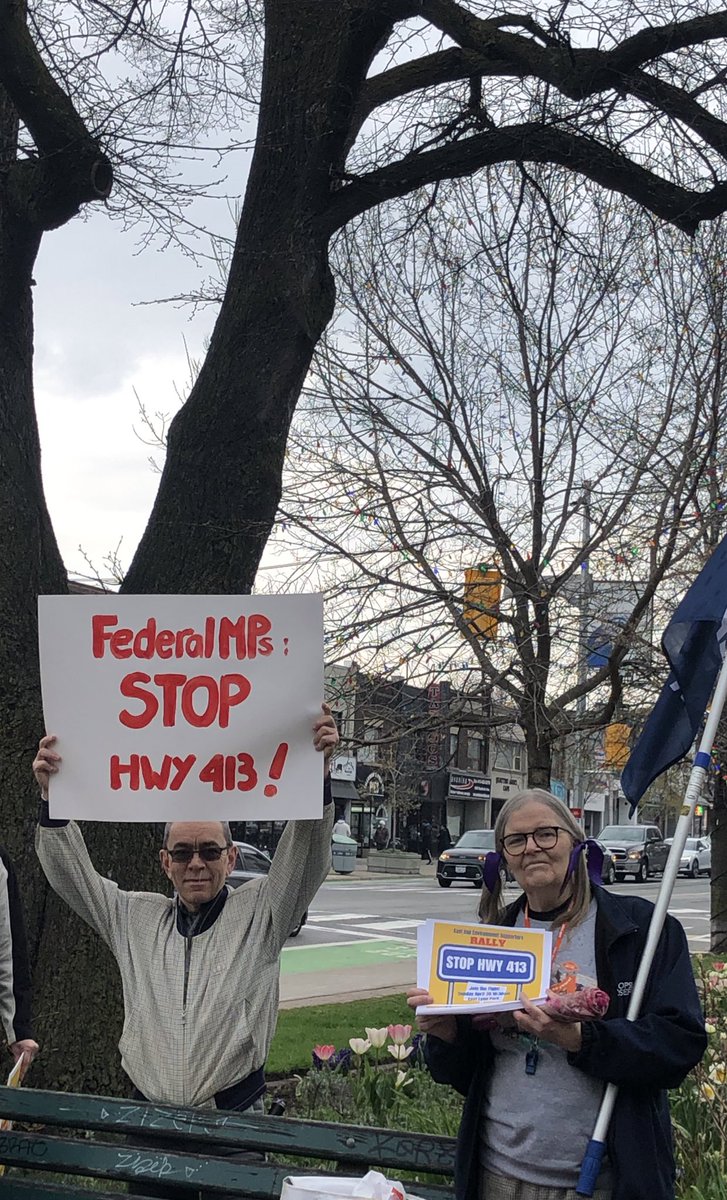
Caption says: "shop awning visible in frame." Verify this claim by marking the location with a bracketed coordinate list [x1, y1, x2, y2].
[330, 779, 360, 801]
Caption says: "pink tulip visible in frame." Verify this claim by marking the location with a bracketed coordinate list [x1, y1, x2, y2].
[387, 1023, 412, 1045]
[313, 1044, 335, 1061]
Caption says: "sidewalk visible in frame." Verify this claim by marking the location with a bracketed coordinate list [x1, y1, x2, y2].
[279, 956, 414, 1008]
[325, 860, 438, 882]
[281, 860, 439, 1008]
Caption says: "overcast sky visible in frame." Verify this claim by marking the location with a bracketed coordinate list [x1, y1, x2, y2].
[33, 187, 232, 585]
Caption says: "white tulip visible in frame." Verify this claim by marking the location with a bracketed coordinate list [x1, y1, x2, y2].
[349, 1037, 372, 1056]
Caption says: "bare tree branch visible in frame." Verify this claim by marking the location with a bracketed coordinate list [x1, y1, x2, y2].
[326, 123, 721, 234]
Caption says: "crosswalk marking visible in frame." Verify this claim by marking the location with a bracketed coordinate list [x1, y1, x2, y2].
[356, 919, 426, 932]
[308, 912, 376, 922]
[303, 925, 401, 941]
[283, 935, 394, 952]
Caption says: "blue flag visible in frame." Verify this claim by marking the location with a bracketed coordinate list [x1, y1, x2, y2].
[621, 535, 727, 812]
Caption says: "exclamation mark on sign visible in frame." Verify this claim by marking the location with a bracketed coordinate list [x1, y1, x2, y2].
[264, 743, 289, 797]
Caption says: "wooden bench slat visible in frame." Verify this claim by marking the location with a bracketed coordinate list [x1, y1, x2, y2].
[0, 1179, 125, 1199]
[0, 1088, 456, 1175]
[0, 1130, 452, 1200]
[0, 1129, 288, 1196]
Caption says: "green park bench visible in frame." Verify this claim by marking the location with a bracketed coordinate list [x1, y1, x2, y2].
[0, 1087, 456, 1199]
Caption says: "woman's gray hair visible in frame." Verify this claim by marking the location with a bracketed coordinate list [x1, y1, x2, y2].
[162, 822, 233, 848]
[478, 788, 591, 929]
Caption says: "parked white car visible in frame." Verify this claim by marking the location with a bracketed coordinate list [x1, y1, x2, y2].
[665, 836, 711, 878]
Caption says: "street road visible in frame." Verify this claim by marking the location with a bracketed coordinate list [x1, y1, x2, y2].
[279, 874, 711, 1007]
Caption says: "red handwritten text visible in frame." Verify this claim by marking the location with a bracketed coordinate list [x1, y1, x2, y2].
[92, 614, 274, 660]
[118, 673, 251, 729]
[110, 752, 282, 793]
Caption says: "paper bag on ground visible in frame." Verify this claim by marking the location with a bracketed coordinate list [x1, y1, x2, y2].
[281, 1172, 422, 1200]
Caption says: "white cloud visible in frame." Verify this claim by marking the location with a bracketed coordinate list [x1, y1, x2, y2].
[33, 209, 218, 579]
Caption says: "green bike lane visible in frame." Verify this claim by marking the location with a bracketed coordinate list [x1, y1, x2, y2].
[279, 936, 418, 1007]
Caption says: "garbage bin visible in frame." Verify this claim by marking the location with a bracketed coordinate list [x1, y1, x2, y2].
[331, 834, 358, 874]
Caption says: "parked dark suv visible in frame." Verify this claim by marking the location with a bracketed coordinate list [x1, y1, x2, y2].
[437, 829, 496, 888]
[599, 824, 668, 883]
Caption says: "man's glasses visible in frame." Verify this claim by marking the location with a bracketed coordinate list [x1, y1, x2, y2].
[501, 826, 565, 855]
[165, 844, 231, 864]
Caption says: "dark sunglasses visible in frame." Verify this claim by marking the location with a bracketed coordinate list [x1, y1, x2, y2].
[165, 844, 231, 864]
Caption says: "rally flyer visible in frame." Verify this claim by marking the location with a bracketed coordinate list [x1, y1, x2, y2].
[416, 920, 552, 1014]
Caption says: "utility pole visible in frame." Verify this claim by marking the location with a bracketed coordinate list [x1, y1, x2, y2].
[574, 482, 593, 823]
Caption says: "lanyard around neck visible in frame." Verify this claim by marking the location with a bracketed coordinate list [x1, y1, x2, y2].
[523, 903, 568, 968]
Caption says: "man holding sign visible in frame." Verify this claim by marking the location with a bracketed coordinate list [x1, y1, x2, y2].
[32, 705, 337, 1123]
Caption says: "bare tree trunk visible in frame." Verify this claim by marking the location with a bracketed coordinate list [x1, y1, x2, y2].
[124, 1, 392, 595]
[524, 730, 552, 790]
[0, 215, 159, 1094]
[0, 81, 156, 1094]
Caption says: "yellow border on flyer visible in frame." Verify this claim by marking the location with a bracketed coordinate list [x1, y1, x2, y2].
[426, 921, 551, 1010]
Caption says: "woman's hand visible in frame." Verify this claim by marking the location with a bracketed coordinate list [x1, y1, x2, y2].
[406, 987, 458, 1043]
[513, 996, 583, 1053]
[32, 735, 60, 801]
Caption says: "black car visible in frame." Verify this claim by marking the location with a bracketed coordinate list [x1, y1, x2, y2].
[599, 824, 668, 883]
[228, 841, 307, 936]
[595, 840, 617, 886]
[437, 829, 496, 888]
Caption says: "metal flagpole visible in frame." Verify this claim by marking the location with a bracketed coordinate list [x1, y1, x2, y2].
[576, 646, 727, 1196]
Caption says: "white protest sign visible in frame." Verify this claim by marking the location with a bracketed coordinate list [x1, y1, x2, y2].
[38, 594, 324, 821]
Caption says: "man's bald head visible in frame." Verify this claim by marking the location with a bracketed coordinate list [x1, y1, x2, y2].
[162, 820, 232, 848]
[159, 820, 237, 911]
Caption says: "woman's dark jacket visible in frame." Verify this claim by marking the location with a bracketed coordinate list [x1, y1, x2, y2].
[424, 887, 707, 1200]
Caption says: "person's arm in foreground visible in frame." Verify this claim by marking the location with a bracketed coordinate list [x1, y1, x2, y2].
[263, 705, 338, 950]
[32, 735, 127, 954]
[512, 916, 707, 1088]
[407, 987, 481, 1097]
[0, 850, 38, 1072]
[567, 916, 706, 1088]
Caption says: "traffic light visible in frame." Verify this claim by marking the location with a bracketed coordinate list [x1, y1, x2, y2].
[604, 723, 631, 770]
[463, 568, 501, 640]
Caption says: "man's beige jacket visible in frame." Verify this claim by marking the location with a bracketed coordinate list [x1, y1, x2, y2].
[36, 808, 333, 1106]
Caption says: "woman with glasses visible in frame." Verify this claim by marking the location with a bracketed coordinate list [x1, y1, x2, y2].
[408, 789, 706, 1200]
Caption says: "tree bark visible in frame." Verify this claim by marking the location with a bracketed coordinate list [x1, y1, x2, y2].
[0, 74, 150, 1092]
[124, 1, 394, 594]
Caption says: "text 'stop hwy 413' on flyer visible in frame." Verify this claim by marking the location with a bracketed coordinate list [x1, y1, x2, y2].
[416, 920, 552, 1015]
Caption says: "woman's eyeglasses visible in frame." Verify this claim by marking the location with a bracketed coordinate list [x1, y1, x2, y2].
[165, 844, 231, 864]
[501, 826, 565, 855]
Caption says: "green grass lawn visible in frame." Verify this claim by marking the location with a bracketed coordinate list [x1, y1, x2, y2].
[268, 994, 412, 1075]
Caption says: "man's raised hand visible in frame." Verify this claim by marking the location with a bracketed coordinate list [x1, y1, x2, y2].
[32, 734, 60, 801]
